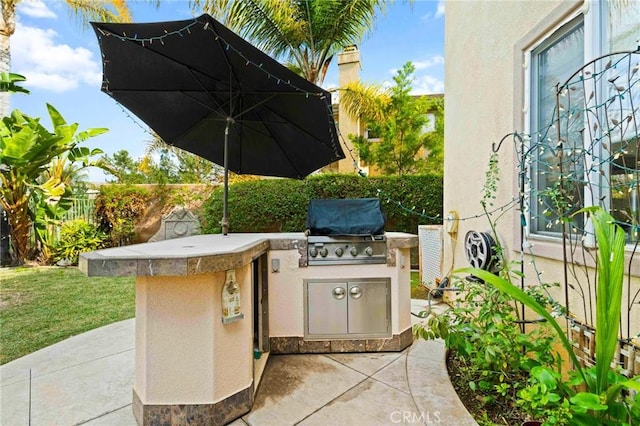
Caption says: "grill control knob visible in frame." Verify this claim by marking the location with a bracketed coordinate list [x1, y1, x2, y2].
[365, 246, 373, 256]
[309, 247, 318, 257]
[319, 247, 328, 257]
[335, 247, 344, 257]
[350, 246, 358, 257]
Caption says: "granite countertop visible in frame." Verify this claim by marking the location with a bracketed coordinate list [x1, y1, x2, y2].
[79, 232, 417, 277]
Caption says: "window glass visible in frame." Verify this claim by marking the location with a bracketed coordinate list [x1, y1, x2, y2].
[605, 1, 640, 52]
[422, 113, 436, 134]
[602, 2, 640, 241]
[531, 20, 584, 234]
[527, 2, 640, 242]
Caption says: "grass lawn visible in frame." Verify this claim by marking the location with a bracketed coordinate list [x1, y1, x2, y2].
[410, 270, 430, 299]
[0, 266, 134, 365]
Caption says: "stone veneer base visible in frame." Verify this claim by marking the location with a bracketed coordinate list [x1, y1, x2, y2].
[133, 384, 253, 426]
[269, 327, 414, 354]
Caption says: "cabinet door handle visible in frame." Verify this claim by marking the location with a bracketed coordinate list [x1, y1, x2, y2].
[332, 286, 346, 300]
[349, 286, 362, 299]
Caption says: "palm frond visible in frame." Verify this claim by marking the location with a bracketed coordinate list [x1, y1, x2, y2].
[64, 0, 132, 25]
[199, 0, 388, 85]
[340, 81, 390, 122]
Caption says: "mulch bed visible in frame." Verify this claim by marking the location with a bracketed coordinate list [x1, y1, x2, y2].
[446, 350, 532, 425]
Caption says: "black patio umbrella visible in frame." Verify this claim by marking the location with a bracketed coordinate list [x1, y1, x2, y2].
[91, 14, 344, 235]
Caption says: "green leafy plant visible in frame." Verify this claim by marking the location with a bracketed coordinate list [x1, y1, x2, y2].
[53, 219, 107, 265]
[414, 275, 558, 421]
[0, 72, 29, 94]
[461, 207, 640, 425]
[517, 366, 573, 425]
[0, 104, 106, 264]
[94, 185, 151, 247]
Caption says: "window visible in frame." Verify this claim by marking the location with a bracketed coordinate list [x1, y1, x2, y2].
[528, 1, 640, 242]
[422, 113, 436, 134]
[530, 17, 584, 235]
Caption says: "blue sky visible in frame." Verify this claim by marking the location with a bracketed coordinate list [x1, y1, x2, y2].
[10, 0, 444, 181]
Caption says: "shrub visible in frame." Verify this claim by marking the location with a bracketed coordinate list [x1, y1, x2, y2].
[464, 208, 640, 424]
[94, 185, 151, 246]
[53, 219, 107, 265]
[201, 174, 442, 234]
[414, 276, 558, 421]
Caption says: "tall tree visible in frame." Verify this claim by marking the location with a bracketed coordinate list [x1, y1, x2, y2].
[0, 0, 132, 116]
[341, 62, 443, 175]
[146, 134, 221, 184]
[421, 95, 444, 173]
[192, 0, 389, 85]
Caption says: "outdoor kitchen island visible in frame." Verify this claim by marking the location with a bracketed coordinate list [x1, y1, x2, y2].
[79, 231, 416, 426]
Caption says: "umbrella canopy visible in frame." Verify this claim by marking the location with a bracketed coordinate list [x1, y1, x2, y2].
[92, 14, 344, 234]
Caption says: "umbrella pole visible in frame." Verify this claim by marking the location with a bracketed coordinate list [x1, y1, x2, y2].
[222, 117, 232, 236]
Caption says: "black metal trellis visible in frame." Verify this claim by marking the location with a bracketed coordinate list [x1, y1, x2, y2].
[554, 50, 640, 343]
[491, 50, 640, 345]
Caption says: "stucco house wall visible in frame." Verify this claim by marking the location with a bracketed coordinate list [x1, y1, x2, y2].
[443, 0, 639, 339]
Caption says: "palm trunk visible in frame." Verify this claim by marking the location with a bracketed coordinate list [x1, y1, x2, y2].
[1, 0, 16, 118]
[0, 174, 31, 265]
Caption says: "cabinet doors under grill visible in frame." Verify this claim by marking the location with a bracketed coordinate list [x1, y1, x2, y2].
[305, 278, 390, 338]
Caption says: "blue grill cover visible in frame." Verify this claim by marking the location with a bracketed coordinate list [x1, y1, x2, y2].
[306, 198, 386, 236]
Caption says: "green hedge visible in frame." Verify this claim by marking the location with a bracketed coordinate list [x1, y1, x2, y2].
[201, 174, 442, 234]
[94, 184, 152, 246]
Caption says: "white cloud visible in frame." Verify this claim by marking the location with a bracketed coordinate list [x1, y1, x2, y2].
[386, 55, 443, 77]
[435, 0, 445, 19]
[379, 72, 443, 95]
[413, 55, 444, 70]
[411, 74, 444, 95]
[421, 0, 445, 21]
[11, 23, 101, 93]
[18, 0, 57, 19]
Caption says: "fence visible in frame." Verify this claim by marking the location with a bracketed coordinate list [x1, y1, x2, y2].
[62, 196, 97, 225]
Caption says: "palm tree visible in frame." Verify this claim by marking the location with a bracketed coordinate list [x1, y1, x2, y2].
[0, 0, 132, 116]
[192, 0, 390, 85]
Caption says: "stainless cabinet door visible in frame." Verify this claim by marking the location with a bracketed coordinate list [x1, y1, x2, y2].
[307, 281, 348, 335]
[347, 280, 389, 335]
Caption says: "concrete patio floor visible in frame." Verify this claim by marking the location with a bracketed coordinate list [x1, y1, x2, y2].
[0, 299, 476, 425]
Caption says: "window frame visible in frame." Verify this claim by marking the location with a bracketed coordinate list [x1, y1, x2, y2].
[523, 1, 629, 246]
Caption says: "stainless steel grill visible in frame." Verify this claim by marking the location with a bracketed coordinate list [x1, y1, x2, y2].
[307, 235, 387, 265]
[306, 198, 387, 266]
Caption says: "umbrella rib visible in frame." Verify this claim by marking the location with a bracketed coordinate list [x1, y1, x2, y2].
[232, 94, 277, 120]
[178, 88, 239, 121]
[257, 101, 338, 148]
[244, 104, 337, 178]
[208, 23, 243, 118]
[186, 66, 236, 119]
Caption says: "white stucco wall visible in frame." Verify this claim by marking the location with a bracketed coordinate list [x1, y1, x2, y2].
[444, 0, 639, 338]
[134, 266, 253, 404]
[444, 0, 565, 285]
